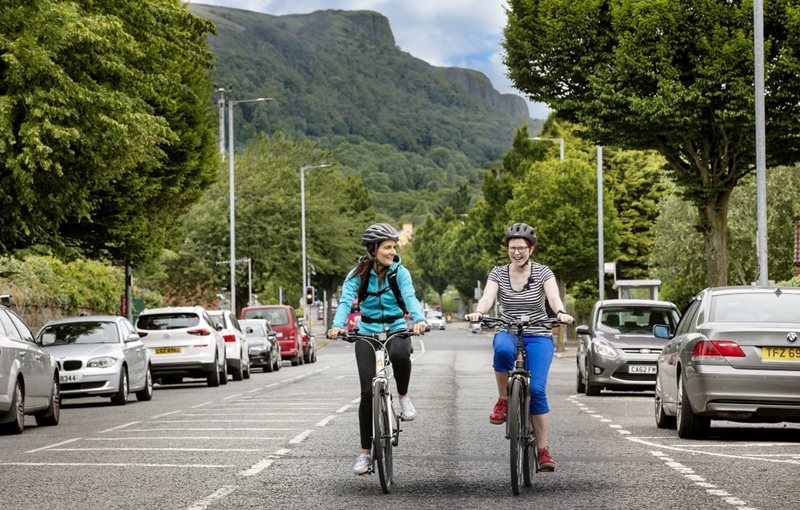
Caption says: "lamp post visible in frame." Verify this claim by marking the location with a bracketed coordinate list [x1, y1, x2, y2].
[300, 163, 331, 322]
[227, 97, 272, 313]
[754, 0, 768, 285]
[597, 145, 604, 300]
[530, 136, 565, 161]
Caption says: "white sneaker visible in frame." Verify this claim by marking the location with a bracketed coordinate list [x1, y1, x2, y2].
[353, 454, 371, 475]
[399, 397, 416, 421]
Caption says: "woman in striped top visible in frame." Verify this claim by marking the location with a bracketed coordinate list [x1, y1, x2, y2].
[465, 222, 573, 471]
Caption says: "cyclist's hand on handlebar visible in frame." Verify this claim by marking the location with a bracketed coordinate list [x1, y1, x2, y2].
[556, 312, 574, 324]
[327, 327, 346, 339]
[412, 321, 427, 336]
[465, 312, 482, 323]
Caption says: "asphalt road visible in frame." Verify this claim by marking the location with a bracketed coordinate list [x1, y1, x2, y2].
[2, 323, 799, 509]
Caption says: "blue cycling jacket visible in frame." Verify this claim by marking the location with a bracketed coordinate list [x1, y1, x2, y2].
[332, 255, 425, 333]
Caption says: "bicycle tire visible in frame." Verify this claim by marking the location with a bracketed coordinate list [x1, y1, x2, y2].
[373, 379, 393, 493]
[508, 377, 525, 495]
[522, 379, 536, 486]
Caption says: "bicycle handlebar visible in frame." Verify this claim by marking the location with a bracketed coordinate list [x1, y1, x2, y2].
[478, 315, 564, 330]
[337, 329, 413, 344]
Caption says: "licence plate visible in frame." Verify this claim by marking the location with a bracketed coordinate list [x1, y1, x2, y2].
[155, 347, 181, 355]
[60, 374, 81, 383]
[629, 365, 656, 374]
[762, 346, 800, 361]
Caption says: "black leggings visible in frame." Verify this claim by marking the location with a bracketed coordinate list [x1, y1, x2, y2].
[355, 336, 412, 450]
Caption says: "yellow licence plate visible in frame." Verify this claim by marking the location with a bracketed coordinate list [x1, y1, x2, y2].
[762, 346, 800, 361]
[155, 347, 181, 354]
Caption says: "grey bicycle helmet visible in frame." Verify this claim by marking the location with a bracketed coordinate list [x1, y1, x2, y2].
[361, 223, 400, 246]
[503, 222, 537, 244]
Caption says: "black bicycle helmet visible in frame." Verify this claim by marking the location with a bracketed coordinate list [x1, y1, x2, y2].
[361, 223, 400, 246]
[503, 222, 537, 244]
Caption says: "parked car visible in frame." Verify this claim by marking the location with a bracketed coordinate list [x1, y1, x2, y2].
[240, 305, 304, 366]
[425, 311, 446, 331]
[298, 320, 317, 363]
[346, 299, 361, 332]
[240, 319, 281, 372]
[0, 305, 60, 434]
[207, 309, 250, 381]
[38, 315, 153, 405]
[654, 286, 800, 439]
[135, 306, 227, 387]
[576, 299, 681, 396]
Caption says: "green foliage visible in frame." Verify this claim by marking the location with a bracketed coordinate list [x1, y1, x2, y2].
[0, 255, 124, 313]
[504, 0, 800, 285]
[0, 0, 217, 264]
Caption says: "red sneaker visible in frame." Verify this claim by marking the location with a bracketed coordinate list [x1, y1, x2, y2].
[489, 398, 508, 424]
[537, 446, 555, 472]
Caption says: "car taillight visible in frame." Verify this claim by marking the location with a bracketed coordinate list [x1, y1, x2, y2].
[691, 340, 746, 360]
[138, 331, 148, 337]
[187, 328, 211, 336]
[223, 334, 236, 343]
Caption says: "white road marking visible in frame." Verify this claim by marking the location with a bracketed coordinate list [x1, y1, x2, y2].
[191, 401, 213, 409]
[51, 447, 273, 452]
[0, 461, 234, 469]
[187, 485, 237, 510]
[149, 410, 181, 419]
[117, 427, 296, 432]
[289, 430, 314, 444]
[238, 459, 274, 477]
[86, 436, 283, 441]
[99, 422, 139, 433]
[152, 419, 304, 423]
[27, 438, 81, 453]
[223, 393, 242, 400]
[336, 404, 352, 413]
[316, 415, 336, 427]
[629, 436, 800, 465]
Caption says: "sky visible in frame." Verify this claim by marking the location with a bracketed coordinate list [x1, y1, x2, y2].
[186, 0, 550, 119]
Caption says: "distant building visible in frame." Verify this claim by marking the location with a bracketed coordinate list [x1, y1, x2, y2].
[399, 221, 414, 247]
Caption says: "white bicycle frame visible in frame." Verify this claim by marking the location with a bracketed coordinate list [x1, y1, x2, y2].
[372, 335, 396, 443]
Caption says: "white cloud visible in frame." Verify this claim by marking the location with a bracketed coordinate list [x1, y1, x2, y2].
[187, 0, 550, 118]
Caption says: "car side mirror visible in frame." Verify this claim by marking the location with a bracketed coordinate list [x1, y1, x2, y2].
[267, 333, 277, 341]
[652, 324, 672, 339]
[215, 324, 223, 331]
[126, 333, 140, 343]
[575, 325, 590, 336]
[41, 333, 56, 346]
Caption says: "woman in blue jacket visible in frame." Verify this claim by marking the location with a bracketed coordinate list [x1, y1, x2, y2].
[328, 223, 427, 475]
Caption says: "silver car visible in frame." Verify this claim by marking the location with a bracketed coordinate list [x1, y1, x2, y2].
[0, 305, 61, 434]
[425, 311, 446, 330]
[240, 319, 281, 372]
[654, 286, 800, 439]
[38, 315, 153, 405]
[576, 299, 681, 395]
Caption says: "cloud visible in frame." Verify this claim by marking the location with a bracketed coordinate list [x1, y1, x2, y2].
[187, 0, 550, 118]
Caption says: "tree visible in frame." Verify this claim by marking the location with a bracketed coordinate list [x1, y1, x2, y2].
[414, 212, 455, 308]
[0, 0, 217, 262]
[504, 0, 800, 286]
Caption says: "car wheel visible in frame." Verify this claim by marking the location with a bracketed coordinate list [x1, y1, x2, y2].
[220, 356, 229, 385]
[311, 347, 317, 363]
[676, 372, 709, 439]
[264, 354, 274, 373]
[584, 358, 601, 396]
[208, 354, 221, 387]
[0, 380, 25, 434]
[232, 359, 244, 381]
[275, 354, 282, 371]
[242, 350, 251, 379]
[576, 360, 586, 393]
[654, 384, 676, 429]
[35, 377, 61, 427]
[136, 366, 154, 401]
[110, 367, 129, 405]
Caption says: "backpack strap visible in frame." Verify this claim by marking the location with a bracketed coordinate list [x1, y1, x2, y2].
[355, 267, 408, 321]
[387, 268, 408, 315]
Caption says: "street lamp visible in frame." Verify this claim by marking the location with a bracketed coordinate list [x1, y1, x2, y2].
[301, 163, 331, 322]
[227, 97, 272, 313]
[530, 137, 565, 161]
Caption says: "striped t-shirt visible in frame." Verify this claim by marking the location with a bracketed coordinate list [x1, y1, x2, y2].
[488, 262, 555, 335]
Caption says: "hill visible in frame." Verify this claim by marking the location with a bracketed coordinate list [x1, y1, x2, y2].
[188, 4, 543, 218]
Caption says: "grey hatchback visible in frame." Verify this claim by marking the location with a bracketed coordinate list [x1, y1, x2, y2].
[654, 286, 800, 439]
[576, 299, 681, 395]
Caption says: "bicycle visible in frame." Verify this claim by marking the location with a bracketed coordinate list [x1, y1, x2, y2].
[339, 329, 412, 493]
[477, 315, 562, 495]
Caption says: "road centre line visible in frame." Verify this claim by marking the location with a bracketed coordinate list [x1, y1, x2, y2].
[27, 438, 81, 453]
[149, 410, 181, 419]
[238, 448, 290, 477]
[191, 401, 213, 408]
[336, 405, 352, 413]
[316, 415, 336, 427]
[99, 421, 139, 433]
[223, 393, 242, 400]
[187, 485, 237, 510]
[289, 430, 314, 444]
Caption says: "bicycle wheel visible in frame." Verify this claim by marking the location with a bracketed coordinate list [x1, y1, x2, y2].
[372, 380, 393, 493]
[522, 381, 536, 486]
[508, 377, 526, 495]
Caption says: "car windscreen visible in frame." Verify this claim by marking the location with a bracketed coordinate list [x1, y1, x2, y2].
[597, 307, 679, 334]
[244, 308, 289, 326]
[39, 321, 118, 345]
[136, 313, 200, 330]
[241, 322, 265, 336]
[710, 293, 800, 323]
[207, 312, 225, 329]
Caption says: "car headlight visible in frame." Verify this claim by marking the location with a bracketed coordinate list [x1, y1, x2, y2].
[592, 340, 618, 359]
[87, 356, 118, 368]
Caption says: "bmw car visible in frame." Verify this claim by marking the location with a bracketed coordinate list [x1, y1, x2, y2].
[654, 286, 800, 439]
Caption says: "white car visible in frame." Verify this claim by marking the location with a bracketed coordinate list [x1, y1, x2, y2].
[136, 306, 227, 387]
[39, 315, 153, 405]
[425, 311, 446, 330]
[0, 305, 61, 434]
[207, 310, 250, 381]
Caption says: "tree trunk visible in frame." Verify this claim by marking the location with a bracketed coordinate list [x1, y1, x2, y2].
[699, 195, 731, 287]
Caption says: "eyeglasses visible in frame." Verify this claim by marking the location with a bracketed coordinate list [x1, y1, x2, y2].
[508, 246, 529, 253]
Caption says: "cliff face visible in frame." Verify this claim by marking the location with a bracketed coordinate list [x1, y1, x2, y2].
[437, 67, 530, 123]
